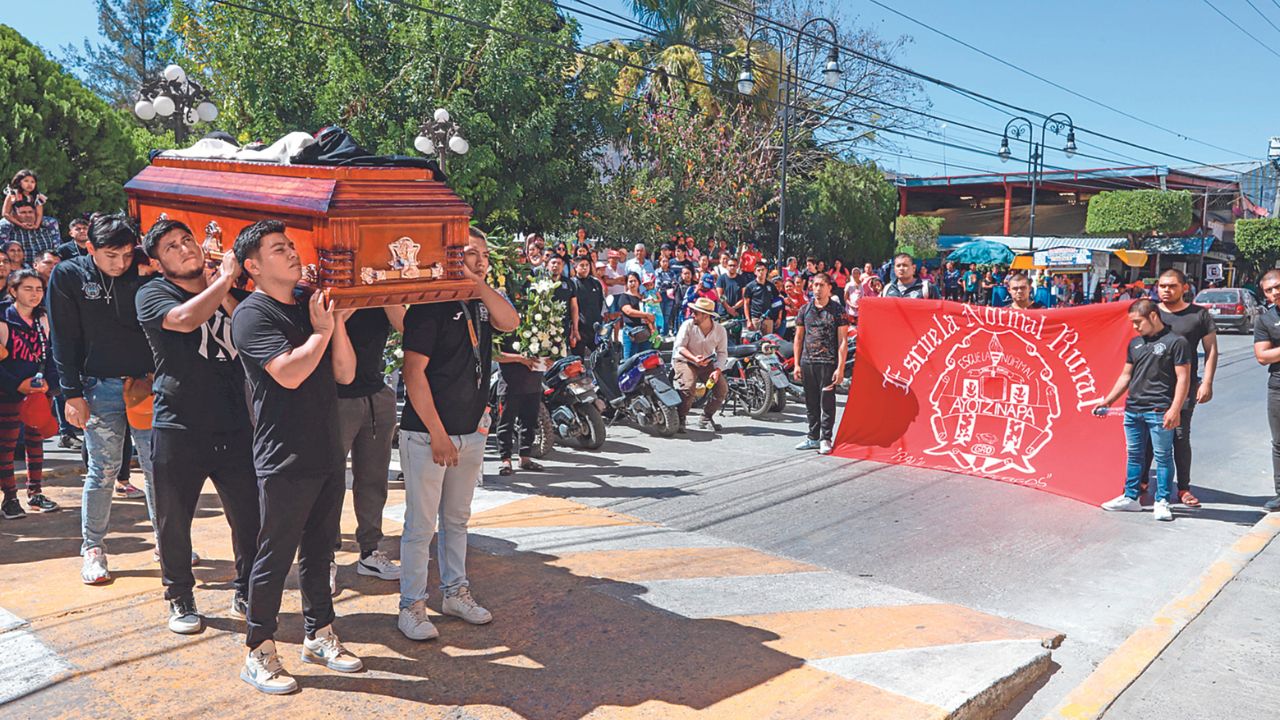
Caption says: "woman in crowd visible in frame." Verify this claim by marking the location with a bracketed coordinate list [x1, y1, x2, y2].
[616, 272, 655, 360]
[830, 259, 849, 291]
[0, 269, 59, 519]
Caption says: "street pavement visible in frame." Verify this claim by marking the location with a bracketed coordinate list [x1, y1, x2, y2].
[0, 334, 1273, 718]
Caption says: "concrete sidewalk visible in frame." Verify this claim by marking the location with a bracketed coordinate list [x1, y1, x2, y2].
[1103, 513, 1280, 719]
[2, 460, 1062, 719]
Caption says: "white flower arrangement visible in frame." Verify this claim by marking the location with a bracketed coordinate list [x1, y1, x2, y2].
[502, 275, 568, 360]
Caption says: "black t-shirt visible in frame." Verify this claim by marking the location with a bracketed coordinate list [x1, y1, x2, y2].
[796, 299, 848, 365]
[551, 281, 575, 334]
[232, 291, 342, 478]
[744, 280, 779, 318]
[1253, 305, 1280, 385]
[617, 293, 645, 327]
[572, 276, 604, 331]
[498, 335, 543, 395]
[1125, 328, 1190, 413]
[136, 278, 247, 434]
[400, 300, 493, 436]
[1158, 304, 1214, 383]
[337, 308, 390, 399]
[717, 273, 748, 311]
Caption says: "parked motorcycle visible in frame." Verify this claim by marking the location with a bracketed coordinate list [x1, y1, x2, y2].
[543, 355, 607, 449]
[759, 328, 857, 403]
[589, 321, 682, 437]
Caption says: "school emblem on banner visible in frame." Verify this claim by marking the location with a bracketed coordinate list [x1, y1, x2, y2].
[925, 330, 1061, 475]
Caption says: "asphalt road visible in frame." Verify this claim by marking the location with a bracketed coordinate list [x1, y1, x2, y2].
[476, 333, 1273, 717]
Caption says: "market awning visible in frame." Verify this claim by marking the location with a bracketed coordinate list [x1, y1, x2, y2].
[1139, 236, 1215, 254]
[1113, 249, 1149, 267]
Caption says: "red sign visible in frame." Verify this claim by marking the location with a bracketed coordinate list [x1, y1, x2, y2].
[833, 298, 1135, 505]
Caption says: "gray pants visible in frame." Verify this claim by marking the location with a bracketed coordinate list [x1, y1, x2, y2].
[336, 385, 397, 554]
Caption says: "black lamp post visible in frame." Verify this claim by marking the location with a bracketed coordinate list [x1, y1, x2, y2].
[133, 64, 218, 144]
[997, 112, 1077, 253]
[738, 19, 843, 264]
[414, 108, 469, 175]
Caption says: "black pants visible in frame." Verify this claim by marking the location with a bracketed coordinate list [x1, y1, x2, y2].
[802, 362, 837, 442]
[245, 468, 344, 648]
[1140, 393, 1196, 492]
[498, 392, 541, 460]
[152, 427, 260, 602]
[1269, 384, 1280, 495]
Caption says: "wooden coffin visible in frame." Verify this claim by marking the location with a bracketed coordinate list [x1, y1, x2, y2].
[124, 156, 476, 309]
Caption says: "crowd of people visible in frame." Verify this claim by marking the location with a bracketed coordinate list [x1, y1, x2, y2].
[5, 158, 1279, 696]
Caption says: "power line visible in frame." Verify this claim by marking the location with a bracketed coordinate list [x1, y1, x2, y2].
[861, 0, 1256, 160]
[557, 0, 1187, 175]
[1202, 0, 1280, 59]
[1245, 0, 1280, 35]
[707, 0, 1255, 174]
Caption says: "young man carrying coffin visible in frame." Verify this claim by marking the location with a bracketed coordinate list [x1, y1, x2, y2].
[137, 219, 261, 636]
[230, 220, 359, 694]
[397, 227, 519, 641]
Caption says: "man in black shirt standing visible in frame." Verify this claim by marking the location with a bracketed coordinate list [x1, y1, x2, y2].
[231, 220, 360, 694]
[743, 263, 780, 336]
[793, 273, 848, 456]
[570, 256, 604, 358]
[47, 214, 158, 586]
[883, 253, 941, 300]
[1141, 268, 1217, 507]
[136, 219, 260, 635]
[332, 305, 405, 592]
[56, 217, 90, 261]
[1097, 299, 1190, 522]
[546, 255, 578, 348]
[397, 227, 518, 643]
[1252, 269, 1280, 512]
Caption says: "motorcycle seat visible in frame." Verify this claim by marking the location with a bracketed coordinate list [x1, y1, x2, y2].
[618, 352, 653, 374]
[727, 344, 758, 358]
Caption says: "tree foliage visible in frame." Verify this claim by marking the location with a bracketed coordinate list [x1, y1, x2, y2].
[791, 158, 896, 263]
[1085, 189, 1194, 247]
[173, 0, 608, 231]
[0, 25, 148, 220]
[1235, 218, 1280, 269]
[60, 0, 179, 109]
[894, 215, 943, 259]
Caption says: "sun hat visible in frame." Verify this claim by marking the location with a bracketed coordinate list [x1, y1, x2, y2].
[689, 297, 717, 315]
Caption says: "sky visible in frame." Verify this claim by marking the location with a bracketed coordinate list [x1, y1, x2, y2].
[4, 0, 1278, 179]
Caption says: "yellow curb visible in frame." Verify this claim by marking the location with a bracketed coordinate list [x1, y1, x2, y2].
[1046, 512, 1280, 720]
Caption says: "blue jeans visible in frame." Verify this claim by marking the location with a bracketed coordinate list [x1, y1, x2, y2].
[660, 297, 678, 336]
[81, 377, 155, 554]
[398, 430, 484, 609]
[621, 331, 639, 361]
[1123, 410, 1173, 503]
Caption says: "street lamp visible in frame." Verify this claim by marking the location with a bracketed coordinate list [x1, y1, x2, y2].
[414, 107, 469, 174]
[997, 112, 1076, 253]
[133, 64, 217, 144]
[739, 18, 842, 264]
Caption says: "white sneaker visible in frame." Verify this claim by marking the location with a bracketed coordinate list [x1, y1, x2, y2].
[442, 586, 493, 625]
[794, 438, 820, 451]
[818, 440, 833, 455]
[1153, 500, 1173, 522]
[398, 600, 440, 641]
[81, 548, 111, 585]
[1101, 495, 1142, 512]
[329, 561, 338, 596]
[241, 640, 298, 695]
[300, 625, 363, 672]
[356, 550, 401, 580]
[167, 598, 204, 635]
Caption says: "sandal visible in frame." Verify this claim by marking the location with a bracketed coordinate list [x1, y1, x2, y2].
[519, 460, 544, 472]
[498, 463, 514, 477]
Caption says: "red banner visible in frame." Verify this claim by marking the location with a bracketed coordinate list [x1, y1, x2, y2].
[833, 298, 1135, 505]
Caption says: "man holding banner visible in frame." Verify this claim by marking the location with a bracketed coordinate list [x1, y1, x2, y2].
[793, 273, 848, 455]
[883, 254, 941, 300]
[1007, 274, 1045, 310]
[1097, 299, 1190, 522]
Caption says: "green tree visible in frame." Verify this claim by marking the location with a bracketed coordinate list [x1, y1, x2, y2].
[60, 0, 179, 109]
[894, 215, 943, 259]
[792, 158, 897, 263]
[173, 0, 607, 231]
[1085, 189, 1194, 249]
[1235, 218, 1280, 270]
[0, 25, 149, 220]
